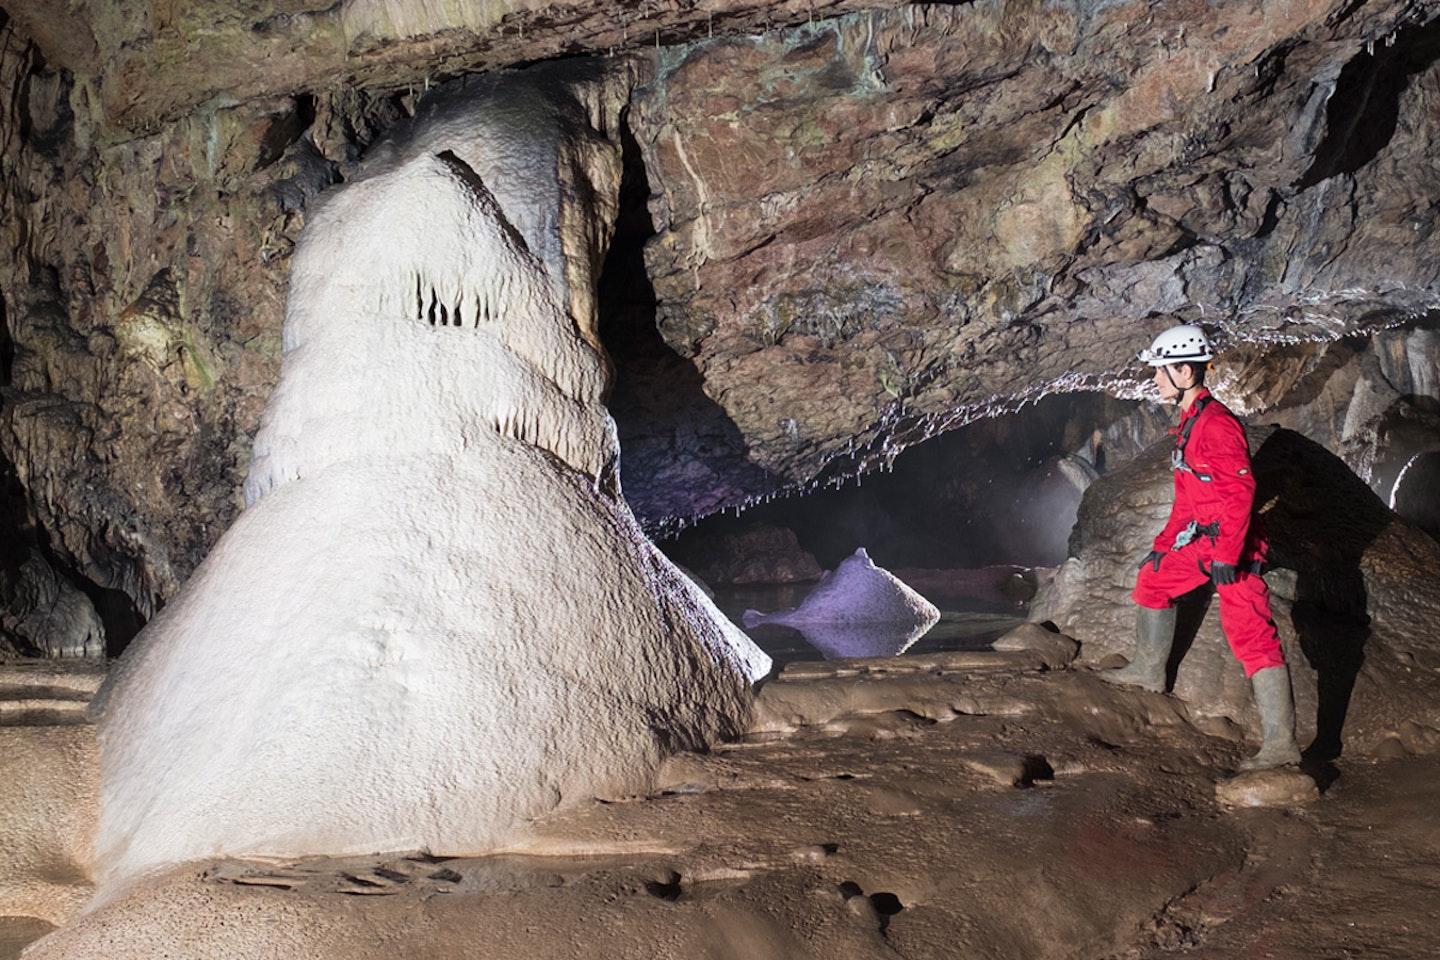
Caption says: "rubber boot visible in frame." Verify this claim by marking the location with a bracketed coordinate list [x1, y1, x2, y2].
[1239, 665, 1301, 770]
[1101, 605, 1176, 693]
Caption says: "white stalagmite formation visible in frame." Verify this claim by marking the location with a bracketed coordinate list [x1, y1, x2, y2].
[87, 67, 769, 889]
[743, 548, 940, 658]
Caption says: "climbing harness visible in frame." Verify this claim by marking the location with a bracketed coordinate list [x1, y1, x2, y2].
[1198, 557, 1266, 579]
[1171, 519, 1220, 551]
[1170, 395, 1214, 481]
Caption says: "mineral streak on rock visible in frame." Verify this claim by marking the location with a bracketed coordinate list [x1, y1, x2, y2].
[86, 65, 768, 888]
[4, 2, 1440, 650]
[5, 0, 893, 136]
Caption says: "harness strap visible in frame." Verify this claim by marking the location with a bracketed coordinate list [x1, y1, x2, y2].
[1171, 395, 1214, 481]
[1198, 558, 1267, 580]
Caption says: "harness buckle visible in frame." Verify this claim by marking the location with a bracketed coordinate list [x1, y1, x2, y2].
[1171, 520, 1221, 551]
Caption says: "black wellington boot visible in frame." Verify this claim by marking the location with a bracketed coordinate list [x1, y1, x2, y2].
[1100, 605, 1176, 693]
[1239, 665, 1302, 770]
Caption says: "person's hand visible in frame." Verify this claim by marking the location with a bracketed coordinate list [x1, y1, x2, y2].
[1140, 550, 1166, 572]
[1210, 561, 1238, 586]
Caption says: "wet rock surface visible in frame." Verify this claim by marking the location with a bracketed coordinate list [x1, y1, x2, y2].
[1215, 768, 1321, 808]
[628, 2, 1440, 502]
[0, 1, 1437, 955]
[0, 39, 307, 640]
[991, 621, 1080, 670]
[5, 2, 1440, 642]
[7, 0, 890, 137]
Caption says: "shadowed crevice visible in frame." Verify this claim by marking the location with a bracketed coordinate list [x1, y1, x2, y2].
[1296, 17, 1440, 190]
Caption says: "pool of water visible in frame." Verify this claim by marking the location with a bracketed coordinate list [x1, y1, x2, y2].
[710, 582, 1029, 667]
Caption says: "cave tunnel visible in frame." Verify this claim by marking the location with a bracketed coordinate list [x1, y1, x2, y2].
[656, 391, 1171, 575]
[593, 109, 1175, 615]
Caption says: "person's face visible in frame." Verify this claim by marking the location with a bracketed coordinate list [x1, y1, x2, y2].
[1152, 363, 1194, 401]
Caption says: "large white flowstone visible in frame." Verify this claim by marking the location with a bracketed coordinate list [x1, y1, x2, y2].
[88, 71, 769, 889]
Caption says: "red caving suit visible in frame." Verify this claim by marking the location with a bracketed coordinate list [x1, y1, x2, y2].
[1132, 388, 1287, 676]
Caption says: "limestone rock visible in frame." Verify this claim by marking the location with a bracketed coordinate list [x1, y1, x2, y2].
[10, 0, 888, 136]
[6, 2, 1440, 644]
[629, 3, 1440, 506]
[1218, 330, 1440, 540]
[956, 749, 1034, 788]
[1215, 769, 1319, 809]
[0, 552, 105, 659]
[662, 521, 823, 586]
[0, 41, 307, 635]
[992, 622, 1079, 670]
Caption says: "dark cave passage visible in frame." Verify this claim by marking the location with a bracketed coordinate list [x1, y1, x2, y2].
[1297, 15, 1440, 190]
[658, 391, 1172, 578]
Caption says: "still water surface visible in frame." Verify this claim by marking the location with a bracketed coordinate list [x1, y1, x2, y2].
[710, 582, 1029, 667]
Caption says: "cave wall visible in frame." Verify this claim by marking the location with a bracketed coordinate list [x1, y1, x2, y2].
[621, 1, 1440, 517]
[0, 42, 318, 653]
[0, 18, 417, 653]
[3, 1, 1440, 654]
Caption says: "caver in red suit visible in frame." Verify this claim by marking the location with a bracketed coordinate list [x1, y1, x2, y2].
[1132, 387, 1287, 677]
[1104, 323, 1300, 770]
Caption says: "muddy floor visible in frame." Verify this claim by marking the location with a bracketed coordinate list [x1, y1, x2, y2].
[5, 652, 1440, 959]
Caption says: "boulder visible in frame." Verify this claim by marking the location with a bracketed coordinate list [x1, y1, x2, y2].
[992, 622, 1079, 671]
[1, 552, 105, 659]
[662, 522, 823, 586]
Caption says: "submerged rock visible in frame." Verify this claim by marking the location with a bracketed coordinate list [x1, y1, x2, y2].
[0, 552, 105, 660]
[743, 548, 940, 659]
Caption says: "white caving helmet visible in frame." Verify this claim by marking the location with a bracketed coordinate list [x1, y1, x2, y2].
[1139, 324, 1214, 366]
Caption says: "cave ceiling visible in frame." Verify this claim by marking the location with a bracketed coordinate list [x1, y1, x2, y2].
[5, 0, 889, 136]
[3, 0, 1440, 633]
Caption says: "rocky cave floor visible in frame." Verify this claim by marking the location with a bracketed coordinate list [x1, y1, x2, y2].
[6, 649, 1440, 960]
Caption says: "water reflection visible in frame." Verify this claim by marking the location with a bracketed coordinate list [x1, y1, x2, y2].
[716, 583, 1028, 666]
[771, 619, 933, 659]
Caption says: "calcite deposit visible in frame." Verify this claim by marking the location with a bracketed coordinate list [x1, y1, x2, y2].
[86, 63, 769, 888]
[2, 1, 1440, 957]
